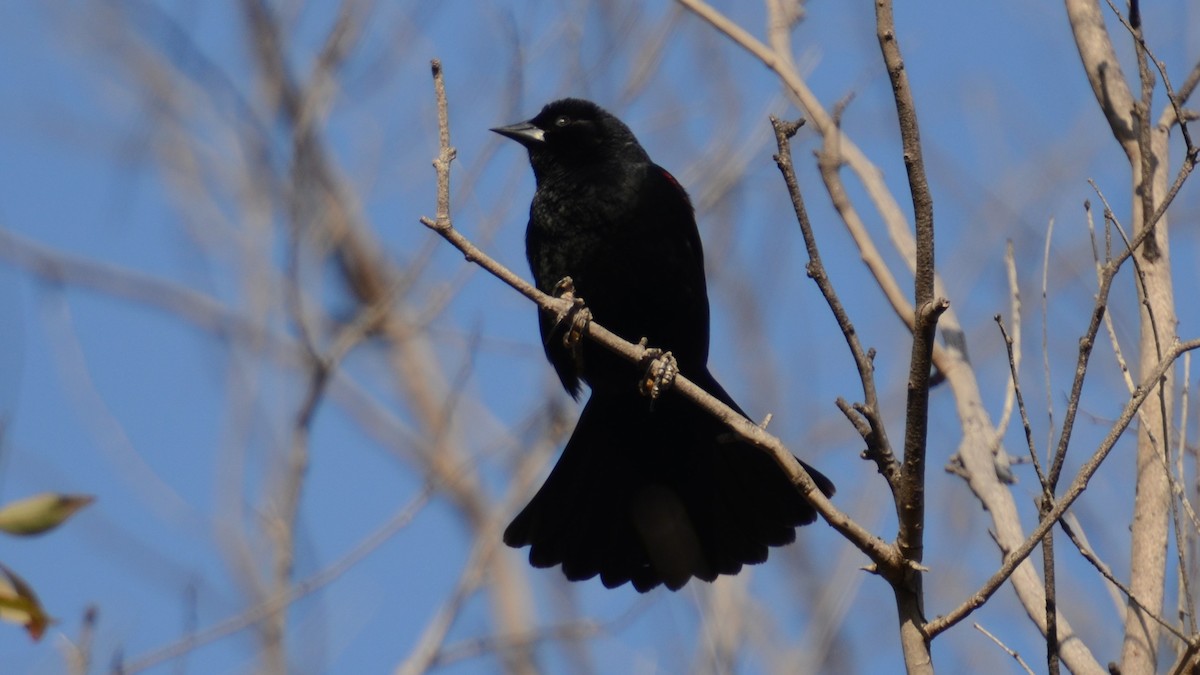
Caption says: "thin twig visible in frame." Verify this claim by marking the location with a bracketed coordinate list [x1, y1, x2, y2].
[417, 60, 898, 574]
[1104, 0, 1195, 156]
[772, 116, 897, 488]
[1177, 353, 1195, 643]
[428, 59, 455, 229]
[996, 317, 1045, 487]
[925, 337, 1200, 637]
[61, 605, 98, 675]
[120, 487, 435, 673]
[974, 623, 1036, 675]
[995, 241, 1020, 445]
[1062, 511, 1126, 620]
[677, 0, 964, 365]
[1041, 217, 1055, 467]
[1041, 177, 1176, 503]
[814, 100, 919, 346]
[431, 622, 604, 670]
[1089, 187, 1200, 545]
[396, 502, 507, 675]
[1058, 513, 1187, 642]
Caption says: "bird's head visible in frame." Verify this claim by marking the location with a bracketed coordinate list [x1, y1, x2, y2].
[492, 98, 649, 180]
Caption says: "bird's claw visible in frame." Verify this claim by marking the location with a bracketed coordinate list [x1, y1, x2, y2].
[553, 277, 592, 370]
[552, 276, 578, 302]
[639, 347, 677, 401]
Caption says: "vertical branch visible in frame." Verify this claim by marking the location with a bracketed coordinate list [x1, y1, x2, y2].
[1130, 0, 1159, 262]
[429, 59, 455, 229]
[265, 353, 328, 674]
[1040, 495, 1060, 675]
[1178, 354, 1195, 644]
[994, 242, 1020, 442]
[417, 58, 536, 675]
[1065, 1, 1191, 671]
[875, 1, 942, 671]
[242, 2, 304, 669]
[1041, 217, 1056, 464]
[874, 0, 941, 560]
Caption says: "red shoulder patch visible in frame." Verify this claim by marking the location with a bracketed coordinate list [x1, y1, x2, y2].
[655, 166, 694, 210]
[659, 168, 684, 192]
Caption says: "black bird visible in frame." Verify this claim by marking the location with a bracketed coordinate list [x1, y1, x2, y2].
[493, 98, 834, 592]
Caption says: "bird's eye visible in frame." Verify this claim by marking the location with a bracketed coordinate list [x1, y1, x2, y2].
[554, 115, 570, 127]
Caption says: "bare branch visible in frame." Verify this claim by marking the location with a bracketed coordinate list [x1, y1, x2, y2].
[1058, 513, 1188, 643]
[996, 317, 1045, 487]
[418, 59, 898, 574]
[771, 117, 897, 488]
[926, 336, 1200, 637]
[121, 488, 435, 673]
[974, 623, 1037, 675]
[875, 2, 940, 668]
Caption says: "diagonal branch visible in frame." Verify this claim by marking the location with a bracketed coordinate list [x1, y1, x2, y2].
[418, 59, 899, 575]
[771, 116, 897, 489]
[925, 335, 1200, 638]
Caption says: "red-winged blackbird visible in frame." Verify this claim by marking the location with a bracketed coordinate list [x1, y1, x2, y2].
[493, 98, 834, 592]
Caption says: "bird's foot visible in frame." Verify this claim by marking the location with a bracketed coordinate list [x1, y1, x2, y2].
[553, 277, 592, 371]
[638, 345, 677, 401]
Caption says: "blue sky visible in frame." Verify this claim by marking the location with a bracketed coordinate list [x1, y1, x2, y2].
[1, 1, 1198, 673]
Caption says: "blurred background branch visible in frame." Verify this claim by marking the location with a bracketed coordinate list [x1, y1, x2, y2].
[0, 1, 1196, 673]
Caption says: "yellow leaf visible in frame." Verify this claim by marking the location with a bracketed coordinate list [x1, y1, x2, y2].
[0, 564, 53, 641]
[0, 493, 95, 536]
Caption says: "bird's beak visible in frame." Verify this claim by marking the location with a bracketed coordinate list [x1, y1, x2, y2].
[491, 121, 545, 147]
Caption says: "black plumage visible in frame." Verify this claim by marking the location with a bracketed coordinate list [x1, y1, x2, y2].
[494, 98, 834, 591]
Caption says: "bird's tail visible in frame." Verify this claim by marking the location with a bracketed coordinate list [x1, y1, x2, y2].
[504, 374, 834, 592]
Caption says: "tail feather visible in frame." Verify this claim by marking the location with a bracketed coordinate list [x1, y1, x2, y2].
[504, 371, 835, 592]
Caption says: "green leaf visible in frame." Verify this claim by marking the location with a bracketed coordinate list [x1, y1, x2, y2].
[0, 493, 96, 536]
